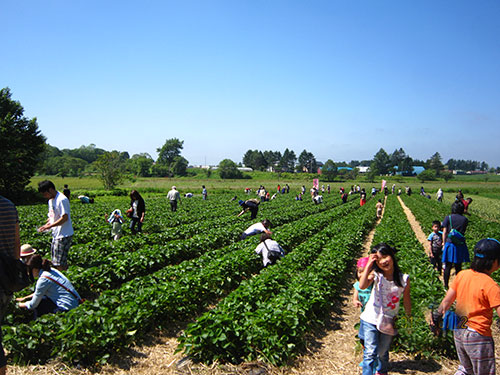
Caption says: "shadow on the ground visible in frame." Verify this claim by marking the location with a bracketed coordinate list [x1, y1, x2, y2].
[104, 321, 188, 371]
[288, 266, 358, 361]
[389, 358, 442, 373]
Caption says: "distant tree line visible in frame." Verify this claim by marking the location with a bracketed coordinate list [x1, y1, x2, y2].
[36, 138, 188, 180]
[446, 159, 489, 172]
[242, 146, 496, 181]
[2, 86, 499, 195]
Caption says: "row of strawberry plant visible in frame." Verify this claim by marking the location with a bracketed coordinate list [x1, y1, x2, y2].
[65, 195, 354, 296]
[371, 195, 451, 357]
[176, 199, 377, 364]
[401, 195, 500, 251]
[66, 193, 347, 267]
[4, 199, 359, 364]
[17, 194, 265, 251]
[401, 194, 500, 285]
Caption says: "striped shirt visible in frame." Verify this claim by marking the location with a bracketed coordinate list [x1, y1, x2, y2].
[0, 195, 18, 258]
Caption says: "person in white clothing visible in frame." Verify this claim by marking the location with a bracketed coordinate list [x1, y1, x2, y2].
[241, 220, 271, 240]
[254, 233, 285, 267]
[37, 180, 74, 271]
[313, 195, 323, 204]
[167, 186, 181, 212]
[359, 243, 412, 375]
[436, 188, 443, 202]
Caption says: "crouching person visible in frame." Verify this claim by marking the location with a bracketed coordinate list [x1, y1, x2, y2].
[17, 254, 82, 319]
[241, 219, 271, 240]
[254, 233, 285, 267]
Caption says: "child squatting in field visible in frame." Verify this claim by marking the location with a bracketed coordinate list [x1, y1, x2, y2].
[437, 238, 500, 375]
[106, 209, 124, 240]
[358, 243, 411, 375]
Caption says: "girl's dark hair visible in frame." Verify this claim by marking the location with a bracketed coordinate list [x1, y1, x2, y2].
[451, 201, 465, 215]
[26, 254, 52, 272]
[130, 190, 142, 202]
[371, 243, 404, 287]
[262, 219, 271, 229]
[260, 232, 272, 242]
[471, 238, 500, 273]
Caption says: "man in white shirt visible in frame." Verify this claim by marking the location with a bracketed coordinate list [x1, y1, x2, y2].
[254, 233, 285, 267]
[37, 180, 74, 271]
[241, 219, 271, 240]
[167, 186, 181, 212]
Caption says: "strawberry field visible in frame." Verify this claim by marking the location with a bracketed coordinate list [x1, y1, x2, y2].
[5, 190, 500, 369]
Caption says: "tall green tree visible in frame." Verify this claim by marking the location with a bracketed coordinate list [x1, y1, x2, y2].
[242, 150, 267, 171]
[322, 159, 338, 181]
[371, 148, 391, 175]
[242, 150, 254, 168]
[156, 138, 187, 176]
[427, 152, 443, 176]
[171, 156, 188, 176]
[297, 150, 317, 173]
[399, 156, 414, 175]
[263, 150, 281, 170]
[0, 87, 46, 197]
[218, 159, 242, 179]
[94, 151, 125, 190]
[279, 148, 296, 172]
[64, 144, 105, 163]
[130, 154, 153, 177]
[44, 156, 87, 177]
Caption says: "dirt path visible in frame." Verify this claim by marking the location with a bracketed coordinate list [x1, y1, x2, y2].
[396, 196, 429, 250]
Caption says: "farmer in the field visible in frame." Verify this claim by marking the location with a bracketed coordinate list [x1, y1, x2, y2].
[241, 219, 271, 240]
[167, 186, 181, 212]
[237, 198, 260, 219]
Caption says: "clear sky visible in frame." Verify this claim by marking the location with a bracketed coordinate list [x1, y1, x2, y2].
[3, 1, 500, 167]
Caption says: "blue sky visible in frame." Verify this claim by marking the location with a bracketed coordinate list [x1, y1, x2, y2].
[3, 1, 500, 167]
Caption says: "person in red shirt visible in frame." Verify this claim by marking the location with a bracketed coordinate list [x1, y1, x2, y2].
[437, 238, 500, 375]
[462, 197, 473, 215]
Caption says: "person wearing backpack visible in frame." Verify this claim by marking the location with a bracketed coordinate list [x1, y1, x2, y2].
[237, 199, 260, 219]
[17, 254, 82, 319]
[0, 195, 21, 375]
[442, 201, 469, 289]
[254, 233, 285, 267]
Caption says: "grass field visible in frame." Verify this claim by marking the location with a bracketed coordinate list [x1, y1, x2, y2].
[29, 173, 500, 198]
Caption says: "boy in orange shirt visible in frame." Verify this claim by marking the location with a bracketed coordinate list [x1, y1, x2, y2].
[438, 238, 500, 375]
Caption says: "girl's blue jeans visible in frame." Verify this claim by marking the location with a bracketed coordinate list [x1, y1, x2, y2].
[362, 320, 393, 375]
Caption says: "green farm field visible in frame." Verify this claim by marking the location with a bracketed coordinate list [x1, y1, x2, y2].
[8, 175, 500, 374]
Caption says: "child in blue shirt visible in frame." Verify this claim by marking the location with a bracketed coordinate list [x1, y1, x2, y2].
[427, 220, 443, 275]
